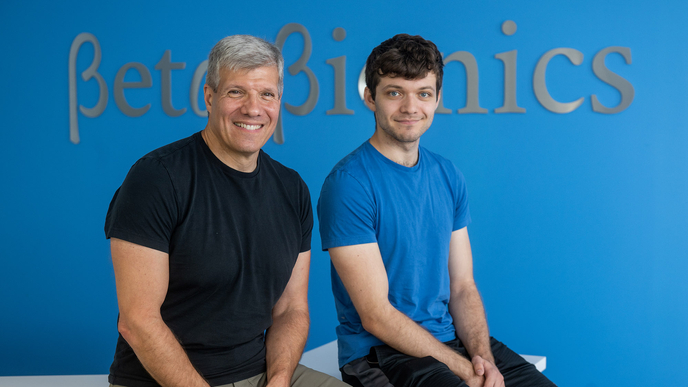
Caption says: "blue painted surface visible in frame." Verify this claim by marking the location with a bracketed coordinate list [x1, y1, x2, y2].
[1, 1, 687, 386]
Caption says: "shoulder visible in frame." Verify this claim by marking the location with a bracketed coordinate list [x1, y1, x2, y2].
[327, 142, 370, 177]
[260, 151, 302, 181]
[420, 146, 457, 171]
[322, 142, 373, 191]
[319, 143, 377, 216]
[121, 133, 200, 192]
[259, 151, 311, 200]
[138, 132, 199, 168]
[420, 145, 467, 182]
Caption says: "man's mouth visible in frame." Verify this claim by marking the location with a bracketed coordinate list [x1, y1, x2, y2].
[396, 118, 421, 124]
[235, 122, 263, 131]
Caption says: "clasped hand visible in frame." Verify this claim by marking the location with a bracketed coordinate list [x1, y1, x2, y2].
[465, 355, 504, 387]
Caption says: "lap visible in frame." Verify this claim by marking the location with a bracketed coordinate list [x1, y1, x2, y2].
[342, 337, 555, 387]
[448, 337, 555, 387]
[226, 364, 348, 387]
[111, 364, 347, 387]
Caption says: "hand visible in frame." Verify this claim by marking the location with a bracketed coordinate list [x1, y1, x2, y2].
[463, 373, 485, 387]
[472, 356, 504, 387]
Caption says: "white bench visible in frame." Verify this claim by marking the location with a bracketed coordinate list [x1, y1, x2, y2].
[300, 340, 546, 380]
[0, 340, 545, 386]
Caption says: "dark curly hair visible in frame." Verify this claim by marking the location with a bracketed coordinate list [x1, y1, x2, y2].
[365, 34, 444, 100]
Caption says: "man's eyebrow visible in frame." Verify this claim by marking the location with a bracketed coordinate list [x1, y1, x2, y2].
[220, 83, 244, 91]
[381, 84, 435, 91]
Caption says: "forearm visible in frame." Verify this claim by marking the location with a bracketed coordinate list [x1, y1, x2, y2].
[363, 304, 475, 379]
[264, 307, 310, 387]
[119, 317, 209, 387]
[449, 282, 493, 363]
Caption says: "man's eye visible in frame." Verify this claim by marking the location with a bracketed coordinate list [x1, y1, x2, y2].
[389, 91, 401, 97]
[420, 92, 431, 98]
[228, 90, 242, 96]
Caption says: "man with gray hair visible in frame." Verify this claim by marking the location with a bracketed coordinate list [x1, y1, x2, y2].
[105, 35, 346, 387]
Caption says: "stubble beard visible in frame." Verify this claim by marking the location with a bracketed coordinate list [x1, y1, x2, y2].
[375, 113, 426, 145]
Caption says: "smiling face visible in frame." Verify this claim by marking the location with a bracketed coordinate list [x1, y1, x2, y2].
[203, 65, 281, 171]
[365, 72, 440, 148]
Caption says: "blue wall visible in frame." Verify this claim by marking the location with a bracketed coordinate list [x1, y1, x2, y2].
[1, 1, 686, 386]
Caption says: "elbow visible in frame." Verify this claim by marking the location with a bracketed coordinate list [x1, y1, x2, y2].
[117, 315, 138, 346]
[118, 314, 157, 348]
[360, 318, 377, 336]
[359, 308, 389, 337]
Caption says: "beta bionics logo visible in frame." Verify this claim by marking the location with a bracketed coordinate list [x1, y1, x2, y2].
[68, 21, 633, 144]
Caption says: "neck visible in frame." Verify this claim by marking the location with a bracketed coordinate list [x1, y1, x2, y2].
[201, 127, 258, 173]
[369, 130, 420, 167]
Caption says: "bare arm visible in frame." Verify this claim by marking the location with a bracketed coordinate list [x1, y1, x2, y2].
[328, 243, 478, 381]
[264, 250, 311, 387]
[111, 238, 210, 387]
[448, 228, 492, 361]
[448, 228, 504, 387]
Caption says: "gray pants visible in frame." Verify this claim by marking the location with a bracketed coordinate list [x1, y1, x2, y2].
[111, 364, 349, 387]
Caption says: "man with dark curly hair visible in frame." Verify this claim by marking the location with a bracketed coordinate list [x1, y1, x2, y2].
[318, 34, 556, 387]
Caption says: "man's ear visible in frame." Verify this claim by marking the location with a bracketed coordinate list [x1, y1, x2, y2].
[203, 84, 213, 114]
[364, 87, 376, 112]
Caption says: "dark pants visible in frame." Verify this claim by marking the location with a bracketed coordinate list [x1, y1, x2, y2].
[341, 337, 556, 387]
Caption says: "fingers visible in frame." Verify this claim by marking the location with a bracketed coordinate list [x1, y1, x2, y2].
[465, 375, 485, 387]
[482, 360, 505, 387]
[472, 355, 485, 376]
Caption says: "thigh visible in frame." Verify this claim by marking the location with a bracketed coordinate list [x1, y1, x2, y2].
[371, 345, 467, 387]
[290, 364, 350, 387]
[489, 337, 556, 387]
[341, 355, 393, 387]
[217, 372, 264, 387]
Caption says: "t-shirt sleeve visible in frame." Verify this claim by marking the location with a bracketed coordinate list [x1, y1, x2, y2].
[104, 157, 178, 253]
[453, 166, 472, 231]
[298, 178, 314, 253]
[317, 170, 377, 251]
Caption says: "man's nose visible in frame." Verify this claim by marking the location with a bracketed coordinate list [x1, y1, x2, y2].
[400, 96, 418, 114]
[241, 93, 261, 116]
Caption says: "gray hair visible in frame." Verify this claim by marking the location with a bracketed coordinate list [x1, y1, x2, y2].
[206, 35, 284, 95]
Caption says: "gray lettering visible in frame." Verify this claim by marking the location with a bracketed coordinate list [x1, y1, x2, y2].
[591, 47, 634, 114]
[502, 20, 517, 36]
[114, 63, 152, 117]
[326, 55, 354, 115]
[155, 50, 186, 117]
[495, 50, 526, 113]
[435, 53, 451, 114]
[438, 51, 487, 114]
[190, 60, 208, 117]
[274, 23, 320, 144]
[68, 32, 108, 144]
[533, 48, 584, 113]
[332, 27, 346, 42]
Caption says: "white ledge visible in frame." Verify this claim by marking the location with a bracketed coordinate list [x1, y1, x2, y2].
[300, 340, 546, 380]
[0, 374, 107, 387]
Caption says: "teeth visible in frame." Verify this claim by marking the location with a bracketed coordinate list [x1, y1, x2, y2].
[235, 122, 262, 130]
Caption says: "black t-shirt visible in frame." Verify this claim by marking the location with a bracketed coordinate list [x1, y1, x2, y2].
[105, 131, 313, 387]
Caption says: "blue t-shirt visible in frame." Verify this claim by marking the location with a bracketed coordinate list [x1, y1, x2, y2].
[317, 141, 472, 367]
